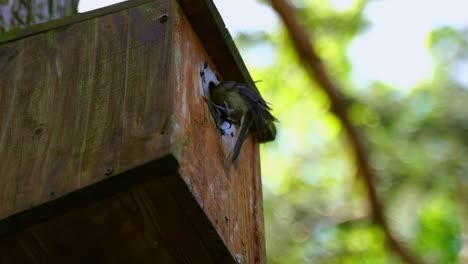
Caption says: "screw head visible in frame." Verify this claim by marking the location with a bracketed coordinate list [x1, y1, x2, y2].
[105, 167, 114, 176]
[158, 14, 169, 23]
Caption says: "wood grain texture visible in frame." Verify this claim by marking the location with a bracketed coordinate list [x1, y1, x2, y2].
[0, 0, 174, 220]
[171, 4, 266, 263]
[0, 0, 266, 263]
[0, 161, 233, 264]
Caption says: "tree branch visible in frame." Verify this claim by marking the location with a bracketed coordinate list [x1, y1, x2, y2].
[269, 1, 424, 263]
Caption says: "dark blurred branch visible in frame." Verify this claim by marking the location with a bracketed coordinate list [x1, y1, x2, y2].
[269, 1, 424, 264]
[0, 0, 79, 32]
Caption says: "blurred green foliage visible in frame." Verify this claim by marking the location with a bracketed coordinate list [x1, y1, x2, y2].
[235, 0, 468, 263]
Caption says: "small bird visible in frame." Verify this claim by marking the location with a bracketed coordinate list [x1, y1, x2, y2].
[209, 81, 277, 161]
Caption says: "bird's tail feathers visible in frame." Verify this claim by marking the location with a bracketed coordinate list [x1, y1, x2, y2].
[230, 113, 254, 162]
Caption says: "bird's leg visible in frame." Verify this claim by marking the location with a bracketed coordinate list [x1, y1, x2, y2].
[212, 102, 224, 111]
[223, 101, 232, 114]
[213, 101, 237, 128]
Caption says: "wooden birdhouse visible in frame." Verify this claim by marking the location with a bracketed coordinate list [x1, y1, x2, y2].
[0, 0, 267, 263]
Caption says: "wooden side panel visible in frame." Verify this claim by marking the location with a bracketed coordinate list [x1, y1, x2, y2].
[121, 2, 174, 167]
[0, 0, 174, 220]
[78, 11, 128, 186]
[172, 5, 266, 264]
[0, 168, 226, 264]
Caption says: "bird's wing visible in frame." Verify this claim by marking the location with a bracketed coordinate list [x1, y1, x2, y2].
[233, 82, 270, 109]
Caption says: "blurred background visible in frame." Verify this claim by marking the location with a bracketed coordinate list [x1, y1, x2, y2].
[2, 0, 467, 263]
[212, 0, 467, 263]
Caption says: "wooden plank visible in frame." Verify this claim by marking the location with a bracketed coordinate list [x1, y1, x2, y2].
[0, 42, 20, 218]
[79, 10, 128, 187]
[0, 157, 234, 263]
[0, 155, 178, 236]
[120, 0, 174, 167]
[0, 0, 174, 220]
[0, 17, 97, 220]
[0, 33, 58, 219]
[170, 4, 266, 263]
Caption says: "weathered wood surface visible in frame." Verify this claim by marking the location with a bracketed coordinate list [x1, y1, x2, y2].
[0, 0, 173, 221]
[0, 158, 234, 263]
[0, 0, 266, 263]
[171, 6, 266, 263]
